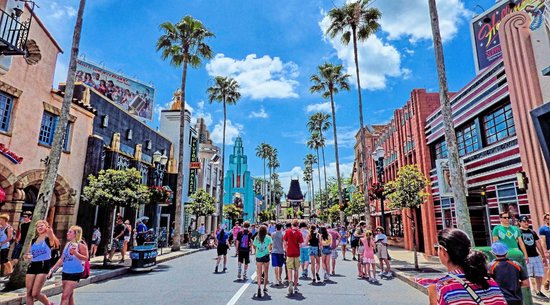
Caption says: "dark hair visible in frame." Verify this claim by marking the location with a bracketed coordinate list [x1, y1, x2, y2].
[285, 222, 291, 228]
[299, 222, 307, 228]
[218, 229, 225, 240]
[438, 228, 490, 289]
[499, 211, 509, 217]
[376, 226, 385, 233]
[276, 223, 282, 230]
[258, 225, 267, 243]
[310, 224, 317, 236]
[243, 221, 250, 229]
[320, 226, 329, 241]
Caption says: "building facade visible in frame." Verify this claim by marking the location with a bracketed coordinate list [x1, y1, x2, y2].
[0, 1, 95, 241]
[223, 137, 254, 223]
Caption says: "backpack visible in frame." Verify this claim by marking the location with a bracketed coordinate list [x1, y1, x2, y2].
[80, 241, 91, 279]
[239, 231, 251, 249]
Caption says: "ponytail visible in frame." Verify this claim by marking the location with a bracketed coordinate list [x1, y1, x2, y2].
[463, 249, 490, 289]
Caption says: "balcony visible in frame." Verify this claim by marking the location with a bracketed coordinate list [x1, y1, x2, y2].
[0, 8, 30, 56]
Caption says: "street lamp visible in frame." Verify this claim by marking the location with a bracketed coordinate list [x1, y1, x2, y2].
[152, 151, 168, 186]
[372, 146, 386, 232]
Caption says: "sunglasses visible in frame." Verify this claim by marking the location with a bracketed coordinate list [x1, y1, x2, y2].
[500, 216, 510, 219]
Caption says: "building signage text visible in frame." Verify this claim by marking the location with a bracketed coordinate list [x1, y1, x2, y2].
[0, 143, 23, 164]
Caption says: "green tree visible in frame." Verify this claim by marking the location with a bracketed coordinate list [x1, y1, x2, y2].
[223, 204, 242, 226]
[307, 132, 324, 208]
[310, 63, 350, 224]
[7, 0, 88, 289]
[304, 153, 318, 210]
[267, 147, 279, 207]
[344, 191, 365, 217]
[271, 173, 284, 207]
[307, 112, 331, 203]
[385, 165, 429, 270]
[428, 0, 473, 241]
[327, 204, 341, 224]
[256, 143, 271, 208]
[81, 168, 151, 265]
[326, 0, 381, 228]
[207, 76, 241, 226]
[187, 189, 216, 226]
[157, 16, 214, 251]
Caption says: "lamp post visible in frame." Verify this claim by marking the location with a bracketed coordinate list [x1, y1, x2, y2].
[152, 151, 168, 186]
[373, 146, 386, 232]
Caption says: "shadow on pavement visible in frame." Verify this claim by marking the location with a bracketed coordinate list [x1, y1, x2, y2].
[252, 293, 273, 301]
[286, 292, 306, 300]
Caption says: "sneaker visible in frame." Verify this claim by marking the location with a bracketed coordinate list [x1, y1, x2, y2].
[237, 273, 241, 280]
[324, 273, 328, 280]
[331, 271, 335, 276]
[378, 271, 384, 276]
[301, 270, 306, 278]
[243, 274, 248, 281]
[263, 288, 268, 293]
[352, 256, 357, 261]
[536, 291, 548, 299]
[316, 273, 321, 281]
[304, 269, 308, 278]
[294, 286, 299, 293]
[371, 278, 379, 284]
[257, 288, 262, 298]
[223, 267, 227, 272]
[215, 266, 218, 273]
[384, 271, 393, 277]
[288, 282, 294, 294]
[545, 281, 550, 291]
[312, 278, 316, 283]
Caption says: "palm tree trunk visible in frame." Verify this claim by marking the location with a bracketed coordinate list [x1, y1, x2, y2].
[428, 0, 473, 242]
[320, 140, 328, 207]
[269, 166, 273, 211]
[219, 98, 227, 226]
[352, 28, 371, 228]
[329, 93, 344, 224]
[315, 148, 322, 208]
[311, 178, 315, 213]
[8, 0, 87, 289]
[263, 159, 266, 210]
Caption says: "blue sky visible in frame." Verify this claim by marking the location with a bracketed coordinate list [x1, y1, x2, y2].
[38, 0, 502, 192]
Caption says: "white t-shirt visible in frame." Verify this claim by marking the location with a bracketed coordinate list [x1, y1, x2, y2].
[300, 229, 309, 248]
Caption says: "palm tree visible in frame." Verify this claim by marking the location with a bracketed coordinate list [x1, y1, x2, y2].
[310, 63, 350, 223]
[207, 76, 241, 226]
[307, 132, 324, 207]
[304, 153, 317, 211]
[157, 16, 214, 251]
[256, 143, 271, 208]
[307, 112, 331, 205]
[428, 0, 474, 241]
[268, 148, 279, 206]
[7, 0, 87, 289]
[326, 0, 381, 228]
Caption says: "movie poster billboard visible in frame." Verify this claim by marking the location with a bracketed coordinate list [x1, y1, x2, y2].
[470, 0, 545, 73]
[75, 59, 154, 120]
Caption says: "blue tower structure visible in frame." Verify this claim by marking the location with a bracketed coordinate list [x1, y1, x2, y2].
[224, 137, 255, 223]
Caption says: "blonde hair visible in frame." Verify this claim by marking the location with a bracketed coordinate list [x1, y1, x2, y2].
[0, 213, 9, 221]
[69, 225, 83, 243]
[36, 220, 60, 248]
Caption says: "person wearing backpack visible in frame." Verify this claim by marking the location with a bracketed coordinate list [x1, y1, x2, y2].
[215, 228, 230, 273]
[236, 221, 253, 280]
[0, 213, 13, 278]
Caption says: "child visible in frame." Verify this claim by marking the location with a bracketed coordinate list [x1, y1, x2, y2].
[361, 230, 378, 283]
[488, 242, 529, 305]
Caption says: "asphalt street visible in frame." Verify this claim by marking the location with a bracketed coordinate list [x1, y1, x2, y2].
[49, 249, 428, 305]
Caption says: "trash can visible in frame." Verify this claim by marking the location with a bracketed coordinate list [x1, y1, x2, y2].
[130, 242, 158, 272]
[477, 246, 533, 305]
[189, 231, 201, 249]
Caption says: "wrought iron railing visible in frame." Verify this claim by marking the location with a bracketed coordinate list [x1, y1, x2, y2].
[0, 8, 30, 56]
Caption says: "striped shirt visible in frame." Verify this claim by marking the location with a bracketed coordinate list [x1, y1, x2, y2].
[435, 270, 507, 305]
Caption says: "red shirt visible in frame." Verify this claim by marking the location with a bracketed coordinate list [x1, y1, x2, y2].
[283, 228, 303, 257]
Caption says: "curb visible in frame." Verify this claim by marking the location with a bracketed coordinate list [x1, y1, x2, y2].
[0, 248, 205, 305]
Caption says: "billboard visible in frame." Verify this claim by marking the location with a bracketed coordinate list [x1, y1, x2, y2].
[75, 59, 154, 120]
[470, 0, 545, 73]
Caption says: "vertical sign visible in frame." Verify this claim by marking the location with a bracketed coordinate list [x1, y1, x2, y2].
[188, 136, 198, 195]
[471, 0, 545, 73]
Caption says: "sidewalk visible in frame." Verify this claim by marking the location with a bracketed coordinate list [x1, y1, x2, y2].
[388, 246, 546, 305]
[0, 246, 204, 305]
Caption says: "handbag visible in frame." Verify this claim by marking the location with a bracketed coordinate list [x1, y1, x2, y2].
[82, 260, 91, 279]
[447, 273, 486, 305]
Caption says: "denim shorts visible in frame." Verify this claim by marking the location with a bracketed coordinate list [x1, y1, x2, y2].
[271, 253, 284, 267]
[300, 247, 310, 263]
[321, 246, 332, 256]
[309, 247, 320, 257]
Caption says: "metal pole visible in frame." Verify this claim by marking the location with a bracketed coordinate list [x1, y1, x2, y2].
[377, 158, 386, 232]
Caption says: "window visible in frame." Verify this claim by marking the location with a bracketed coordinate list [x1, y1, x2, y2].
[39, 112, 58, 145]
[497, 182, 519, 217]
[457, 121, 480, 156]
[0, 93, 13, 132]
[63, 123, 72, 151]
[483, 103, 516, 145]
[434, 140, 448, 159]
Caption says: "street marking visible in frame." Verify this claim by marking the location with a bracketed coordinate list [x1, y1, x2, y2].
[226, 271, 257, 305]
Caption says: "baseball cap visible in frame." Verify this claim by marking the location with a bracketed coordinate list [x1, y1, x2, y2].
[22, 211, 32, 216]
[491, 242, 508, 256]
[519, 215, 529, 223]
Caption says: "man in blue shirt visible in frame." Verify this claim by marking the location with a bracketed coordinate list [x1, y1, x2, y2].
[136, 218, 148, 246]
[538, 213, 550, 291]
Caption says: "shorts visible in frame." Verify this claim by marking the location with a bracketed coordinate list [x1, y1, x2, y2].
[217, 244, 228, 256]
[256, 255, 270, 263]
[340, 239, 347, 245]
[124, 236, 130, 242]
[91, 239, 100, 246]
[27, 260, 51, 275]
[62, 272, 82, 282]
[300, 247, 310, 263]
[350, 239, 359, 248]
[331, 249, 338, 259]
[11, 243, 23, 260]
[358, 246, 364, 254]
[238, 250, 250, 265]
[271, 253, 284, 267]
[112, 239, 123, 251]
[362, 257, 376, 264]
[0, 248, 9, 264]
[376, 243, 389, 260]
[527, 256, 545, 277]
[321, 246, 332, 256]
[286, 256, 300, 270]
[309, 247, 320, 257]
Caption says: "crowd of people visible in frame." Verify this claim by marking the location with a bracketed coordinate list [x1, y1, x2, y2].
[213, 219, 393, 298]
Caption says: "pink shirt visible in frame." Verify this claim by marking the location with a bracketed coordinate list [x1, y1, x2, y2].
[232, 226, 242, 238]
[361, 237, 375, 259]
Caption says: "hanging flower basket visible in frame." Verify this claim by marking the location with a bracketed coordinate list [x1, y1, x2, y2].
[368, 182, 384, 201]
[150, 185, 173, 205]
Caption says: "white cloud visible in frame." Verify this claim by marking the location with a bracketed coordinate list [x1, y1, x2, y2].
[191, 100, 213, 127]
[306, 101, 333, 113]
[319, 15, 410, 91]
[211, 120, 244, 145]
[46, 2, 77, 20]
[377, 0, 469, 43]
[325, 126, 358, 149]
[249, 106, 269, 119]
[206, 54, 300, 100]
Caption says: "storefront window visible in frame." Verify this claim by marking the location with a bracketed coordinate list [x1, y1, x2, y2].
[457, 121, 479, 156]
[389, 214, 403, 237]
[434, 140, 448, 159]
[483, 103, 516, 145]
[0, 93, 13, 132]
[497, 182, 519, 219]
